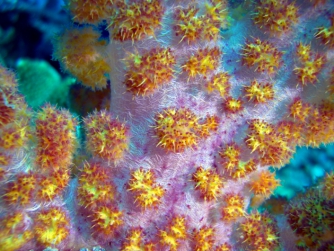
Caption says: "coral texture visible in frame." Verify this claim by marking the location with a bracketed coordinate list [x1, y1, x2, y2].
[1, 0, 334, 250]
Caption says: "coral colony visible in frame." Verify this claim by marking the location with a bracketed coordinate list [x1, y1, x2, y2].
[1, 0, 334, 251]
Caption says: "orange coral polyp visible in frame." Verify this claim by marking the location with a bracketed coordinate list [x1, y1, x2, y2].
[315, 15, 334, 48]
[68, 0, 114, 24]
[244, 80, 274, 104]
[159, 216, 187, 251]
[242, 39, 282, 75]
[182, 47, 221, 79]
[54, 27, 110, 90]
[205, 72, 231, 98]
[253, 0, 299, 35]
[34, 207, 70, 246]
[222, 193, 245, 221]
[223, 97, 243, 113]
[192, 166, 223, 201]
[35, 105, 77, 170]
[110, 0, 164, 42]
[249, 171, 280, 198]
[78, 162, 116, 209]
[123, 47, 176, 96]
[84, 110, 130, 162]
[91, 206, 123, 237]
[193, 226, 215, 251]
[154, 108, 216, 152]
[128, 168, 164, 209]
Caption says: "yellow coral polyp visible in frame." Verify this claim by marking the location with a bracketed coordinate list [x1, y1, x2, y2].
[0, 230, 33, 251]
[78, 162, 115, 209]
[205, 72, 231, 98]
[91, 206, 123, 237]
[128, 168, 164, 209]
[154, 108, 216, 152]
[242, 39, 282, 75]
[193, 226, 215, 251]
[159, 216, 187, 251]
[192, 167, 223, 201]
[253, 0, 299, 35]
[0, 213, 33, 251]
[249, 171, 280, 198]
[294, 55, 326, 86]
[0, 123, 28, 150]
[220, 143, 240, 162]
[232, 160, 257, 179]
[174, 6, 202, 44]
[222, 194, 245, 221]
[37, 178, 59, 201]
[182, 47, 221, 79]
[239, 212, 280, 251]
[288, 99, 311, 122]
[296, 43, 311, 61]
[244, 80, 274, 104]
[315, 15, 334, 48]
[246, 120, 294, 167]
[122, 229, 154, 251]
[123, 47, 176, 96]
[223, 97, 243, 113]
[35, 105, 77, 170]
[4, 173, 36, 206]
[84, 109, 129, 162]
[110, 0, 164, 42]
[34, 207, 70, 246]
[215, 243, 232, 251]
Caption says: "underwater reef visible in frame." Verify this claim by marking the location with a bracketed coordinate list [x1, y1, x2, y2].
[0, 0, 334, 250]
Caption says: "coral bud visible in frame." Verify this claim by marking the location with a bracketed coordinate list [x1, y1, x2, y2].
[192, 166, 223, 201]
[193, 226, 215, 251]
[84, 109, 130, 162]
[128, 168, 164, 209]
[34, 207, 70, 246]
[249, 170, 280, 198]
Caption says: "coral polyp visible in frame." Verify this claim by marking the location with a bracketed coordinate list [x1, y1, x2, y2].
[249, 170, 280, 198]
[192, 166, 224, 201]
[34, 207, 70, 246]
[222, 193, 246, 221]
[90, 206, 123, 238]
[159, 216, 187, 251]
[193, 226, 215, 251]
[244, 80, 274, 104]
[123, 47, 176, 95]
[242, 38, 283, 75]
[253, 0, 299, 35]
[315, 15, 334, 48]
[35, 104, 77, 170]
[128, 168, 165, 209]
[109, 0, 165, 42]
[182, 47, 221, 79]
[77, 162, 116, 209]
[84, 109, 130, 162]
[154, 107, 216, 152]
[239, 212, 280, 251]
[205, 72, 231, 98]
